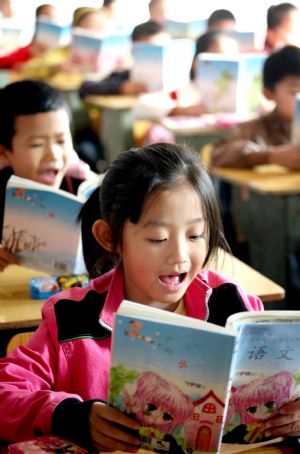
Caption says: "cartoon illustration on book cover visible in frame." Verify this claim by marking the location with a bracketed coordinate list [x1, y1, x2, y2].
[2, 185, 83, 274]
[109, 315, 236, 453]
[223, 323, 300, 444]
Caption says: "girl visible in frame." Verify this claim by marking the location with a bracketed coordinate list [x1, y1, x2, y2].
[0, 143, 265, 453]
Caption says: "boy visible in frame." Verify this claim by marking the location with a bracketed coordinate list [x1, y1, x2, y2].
[207, 9, 236, 32]
[0, 79, 92, 271]
[211, 45, 300, 170]
[264, 2, 300, 52]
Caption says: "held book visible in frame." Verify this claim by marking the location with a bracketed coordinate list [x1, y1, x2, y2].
[1, 175, 86, 275]
[109, 303, 300, 453]
[34, 19, 72, 50]
[109, 299, 237, 454]
[291, 92, 300, 145]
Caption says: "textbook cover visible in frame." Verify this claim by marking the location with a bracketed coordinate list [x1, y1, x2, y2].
[2, 175, 86, 275]
[195, 53, 266, 115]
[131, 39, 195, 92]
[0, 24, 23, 53]
[229, 31, 265, 52]
[34, 19, 71, 49]
[109, 300, 236, 454]
[223, 311, 300, 444]
[165, 19, 206, 39]
[70, 29, 131, 76]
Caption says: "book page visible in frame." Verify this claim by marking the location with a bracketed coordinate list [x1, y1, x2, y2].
[226, 310, 300, 331]
[220, 437, 284, 453]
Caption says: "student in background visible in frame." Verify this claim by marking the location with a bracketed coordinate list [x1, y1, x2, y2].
[207, 9, 236, 32]
[265, 2, 300, 52]
[0, 79, 94, 271]
[0, 143, 263, 452]
[35, 3, 59, 21]
[0, 0, 16, 18]
[211, 45, 300, 169]
[148, 0, 168, 24]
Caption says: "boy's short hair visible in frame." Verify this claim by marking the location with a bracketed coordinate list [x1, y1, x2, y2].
[131, 20, 165, 42]
[207, 9, 236, 28]
[195, 30, 230, 54]
[0, 79, 70, 149]
[263, 44, 300, 90]
[267, 2, 297, 29]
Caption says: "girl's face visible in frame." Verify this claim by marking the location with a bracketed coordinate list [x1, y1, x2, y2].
[120, 181, 208, 311]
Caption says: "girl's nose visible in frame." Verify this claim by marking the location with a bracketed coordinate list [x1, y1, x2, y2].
[167, 238, 188, 264]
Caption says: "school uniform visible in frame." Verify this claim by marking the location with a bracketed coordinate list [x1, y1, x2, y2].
[0, 262, 263, 449]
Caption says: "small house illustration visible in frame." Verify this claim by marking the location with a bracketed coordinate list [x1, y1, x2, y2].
[184, 390, 225, 452]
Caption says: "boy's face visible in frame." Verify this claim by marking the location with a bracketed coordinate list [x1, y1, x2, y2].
[265, 75, 300, 120]
[4, 109, 72, 188]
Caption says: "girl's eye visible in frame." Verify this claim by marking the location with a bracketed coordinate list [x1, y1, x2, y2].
[246, 406, 257, 414]
[149, 238, 166, 243]
[189, 233, 204, 241]
[57, 139, 66, 145]
[31, 143, 43, 148]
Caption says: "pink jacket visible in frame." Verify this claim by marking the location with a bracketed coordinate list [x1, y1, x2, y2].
[0, 264, 263, 443]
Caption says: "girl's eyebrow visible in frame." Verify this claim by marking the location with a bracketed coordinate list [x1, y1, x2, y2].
[143, 217, 204, 228]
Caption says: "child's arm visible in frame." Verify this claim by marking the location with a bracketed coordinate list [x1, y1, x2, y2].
[264, 400, 300, 438]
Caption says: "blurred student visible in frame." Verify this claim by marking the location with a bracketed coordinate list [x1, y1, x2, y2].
[265, 2, 300, 52]
[207, 9, 236, 32]
[0, 79, 94, 271]
[211, 45, 300, 169]
[35, 3, 59, 21]
[148, 0, 168, 24]
[0, 0, 16, 18]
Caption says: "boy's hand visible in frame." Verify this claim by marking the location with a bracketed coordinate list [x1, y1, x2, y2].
[0, 244, 19, 272]
[120, 81, 148, 95]
[268, 144, 300, 170]
[169, 104, 206, 117]
[264, 400, 300, 437]
[89, 401, 141, 453]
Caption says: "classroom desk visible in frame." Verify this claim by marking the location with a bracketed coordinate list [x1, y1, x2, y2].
[0, 253, 284, 333]
[0, 265, 46, 330]
[212, 165, 300, 306]
[84, 94, 137, 164]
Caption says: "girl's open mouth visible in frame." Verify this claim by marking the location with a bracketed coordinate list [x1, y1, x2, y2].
[159, 273, 187, 289]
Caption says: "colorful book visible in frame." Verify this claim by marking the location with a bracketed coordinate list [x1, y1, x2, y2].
[291, 92, 300, 145]
[165, 19, 206, 39]
[70, 29, 131, 76]
[195, 52, 266, 115]
[34, 19, 72, 49]
[8, 435, 87, 453]
[223, 311, 300, 445]
[0, 24, 23, 54]
[1, 175, 86, 275]
[229, 31, 265, 52]
[130, 39, 195, 92]
[109, 299, 237, 454]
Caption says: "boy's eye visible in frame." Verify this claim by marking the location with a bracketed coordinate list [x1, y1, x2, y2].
[246, 406, 257, 414]
[57, 139, 66, 145]
[31, 143, 44, 148]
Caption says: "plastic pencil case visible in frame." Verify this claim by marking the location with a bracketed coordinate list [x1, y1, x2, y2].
[30, 274, 89, 299]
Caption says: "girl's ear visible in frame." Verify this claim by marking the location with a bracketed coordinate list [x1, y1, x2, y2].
[92, 219, 113, 252]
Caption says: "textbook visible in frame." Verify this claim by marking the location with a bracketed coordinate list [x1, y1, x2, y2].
[223, 310, 300, 445]
[70, 29, 131, 76]
[1, 175, 86, 275]
[195, 53, 266, 115]
[165, 19, 206, 39]
[109, 300, 237, 454]
[34, 19, 72, 49]
[130, 39, 195, 92]
[109, 303, 300, 453]
[229, 31, 265, 52]
[291, 92, 300, 145]
[8, 435, 87, 453]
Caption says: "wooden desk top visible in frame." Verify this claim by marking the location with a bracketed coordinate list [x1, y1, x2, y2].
[0, 266, 46, 330]
[210, 250, 285, 302]
[213, 165, 300, 196]
[84, 94, 137, 110]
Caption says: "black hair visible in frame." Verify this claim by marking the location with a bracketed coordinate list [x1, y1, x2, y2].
[263, 44, 300, 90]
[131, 20, 165, 42]
[0, 79, 70, 150]
[267, 2, 297, 29]
[35, 3, 54, 18]
[103, 0, 116, 6]
[79, 142, 228, 277]
[207, 9, 236, 28]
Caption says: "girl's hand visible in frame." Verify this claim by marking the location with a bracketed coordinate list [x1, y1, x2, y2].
[264, 400, 300, 437]
[89, 401, 141, 453]
[0, 244, 19, 272]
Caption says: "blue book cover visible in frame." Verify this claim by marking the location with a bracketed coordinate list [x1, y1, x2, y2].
[109, 300, 236, 454]
[165, 19, 206, 39]
[291, 92, 300, 145]
[35, 19, 71, 49]
[2, 175, 86, 275]
[223, 311, 300, 444]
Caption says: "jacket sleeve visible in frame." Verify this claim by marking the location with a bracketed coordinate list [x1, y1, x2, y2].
[0, 319, 82, 443]
[79, 70, 130, 98]
[211, 126, 270, 168]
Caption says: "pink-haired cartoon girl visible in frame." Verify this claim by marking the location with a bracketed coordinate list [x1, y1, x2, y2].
[223, 371, 294, 444]
[125, 371, 194, 453]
